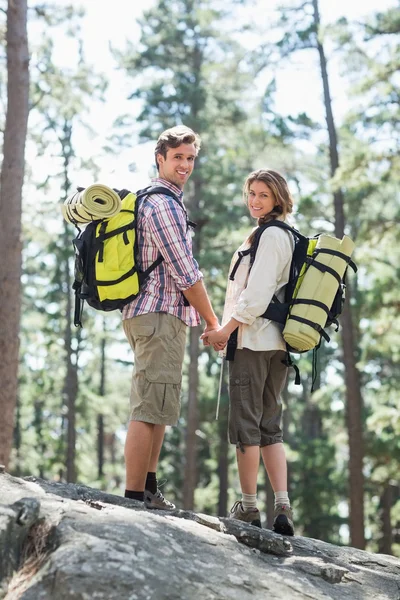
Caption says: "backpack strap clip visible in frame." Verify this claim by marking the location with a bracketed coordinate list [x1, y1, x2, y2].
[72, 283, 83, 328]
[282, 352, 300, 385]
[229, 249, 251, 281]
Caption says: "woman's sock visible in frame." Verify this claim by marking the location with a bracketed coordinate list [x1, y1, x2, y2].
[274, 491, 290, 508]
[242, 492, 258, 510]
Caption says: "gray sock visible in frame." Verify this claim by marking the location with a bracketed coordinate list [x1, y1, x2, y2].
[274, 491, 290, 509]
[242, 492, 257, 510]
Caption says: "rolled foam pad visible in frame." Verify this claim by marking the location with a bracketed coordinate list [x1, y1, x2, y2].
[61, 183, 121, 224]
[283, 234, 355, 352]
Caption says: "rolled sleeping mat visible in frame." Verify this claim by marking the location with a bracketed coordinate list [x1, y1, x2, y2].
[283, 234, 355, 352]
[61, 183, 121, 224]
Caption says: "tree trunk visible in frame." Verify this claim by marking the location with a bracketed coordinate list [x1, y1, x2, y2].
[33, 400, 45, 480]
[13, 395, 21, 477]
[64, 240, 78, 483]
[312, 0, 365, 549]
[0, 0, 29, 469]
[60, 123, 78, 484]
[217, 371, 229, 517]
[378, 483, 393, 555]
[341, 298, 365, 548]
[97, 415, 105, 480]
[183, 175, 202, 510]
[183, 324, 201, 509]
[98, 325, 106, 480]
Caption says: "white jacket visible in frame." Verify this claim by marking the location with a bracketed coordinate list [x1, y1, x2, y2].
[221, 223, 293, 352]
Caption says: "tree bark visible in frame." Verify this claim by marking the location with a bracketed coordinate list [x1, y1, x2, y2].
[0, 0, 30, 469]
[217, 372, 229, 517]
[98, 325, 106, 480]
[33, 400, 45, 480]
[183, 174, 203, 510]
[312, 0, 365, 549]
[63, 232, 78, 483]
[378, 483, 393, 555]
[60, 123, 78, 484]
[13, 395, 21, 477]
[183, 324, 201, 509]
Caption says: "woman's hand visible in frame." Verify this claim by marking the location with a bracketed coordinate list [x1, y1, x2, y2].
[213, 341, 227, 351]
[201, 318, 240, 351]
[203, 328, 229, 347]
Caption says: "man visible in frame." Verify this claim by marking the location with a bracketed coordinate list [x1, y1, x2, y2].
[122, 125, 219, 509]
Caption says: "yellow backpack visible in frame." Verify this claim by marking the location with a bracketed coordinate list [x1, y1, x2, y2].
[72, 186, 179, 327]
[226, 220, 357, 389]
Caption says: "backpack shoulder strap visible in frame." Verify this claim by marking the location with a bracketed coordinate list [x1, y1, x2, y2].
[229, 221, 302, 281]
[135, 185, 195, 289]
[136, 185, 197, 229]
[136, 185, 179, 204]
[249, 220, 304, 267]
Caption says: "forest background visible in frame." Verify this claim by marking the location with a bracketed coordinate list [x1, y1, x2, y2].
[0, 0, 399, 556]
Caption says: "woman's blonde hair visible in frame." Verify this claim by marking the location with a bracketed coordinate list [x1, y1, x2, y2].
[244, 169, 294, 243]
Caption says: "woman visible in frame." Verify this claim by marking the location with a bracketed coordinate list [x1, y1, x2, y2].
[204, 169, 295, 535]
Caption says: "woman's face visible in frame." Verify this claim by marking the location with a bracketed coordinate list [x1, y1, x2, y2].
[247, 180, 276, 219]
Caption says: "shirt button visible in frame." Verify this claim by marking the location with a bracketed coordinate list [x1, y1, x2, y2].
[235, 379, 240, 384]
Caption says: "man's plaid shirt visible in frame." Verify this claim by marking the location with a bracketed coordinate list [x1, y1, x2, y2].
[122, 178, 202, 327]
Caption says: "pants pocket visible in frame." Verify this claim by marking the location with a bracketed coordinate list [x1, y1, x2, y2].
[145, 366, 182, 416]
[229, 374, 261, 445]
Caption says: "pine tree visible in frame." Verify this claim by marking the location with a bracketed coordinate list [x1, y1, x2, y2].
[0, 0, 29, 469]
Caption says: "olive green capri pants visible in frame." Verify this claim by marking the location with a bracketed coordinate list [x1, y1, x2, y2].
[228, 348, 288, 448]
[123, 312, 187, 426]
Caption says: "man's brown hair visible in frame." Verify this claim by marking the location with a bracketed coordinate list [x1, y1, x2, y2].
[155, 125, 201, 170]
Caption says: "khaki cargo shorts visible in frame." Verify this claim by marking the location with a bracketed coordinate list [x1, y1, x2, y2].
[123, 312, 187, 426]
[228, 348, 288, 448]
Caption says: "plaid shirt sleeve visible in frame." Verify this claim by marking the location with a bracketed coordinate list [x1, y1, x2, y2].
[147, 197, 203, 290]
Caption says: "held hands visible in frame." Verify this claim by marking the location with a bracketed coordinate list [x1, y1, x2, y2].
[200, 326, 229, 351]
[201, 321, 219, 347]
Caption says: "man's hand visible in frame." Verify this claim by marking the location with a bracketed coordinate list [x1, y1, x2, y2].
[201, 326, 229, 351]
[201, 317, 240, 351]
[205, 327, 230, 348]
[201, 321, 220, 346]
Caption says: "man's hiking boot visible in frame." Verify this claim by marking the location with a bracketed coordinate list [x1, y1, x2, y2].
[144, 488, 176, 510]
[229, 500, 261, 528]
[273, 503, 294, 536]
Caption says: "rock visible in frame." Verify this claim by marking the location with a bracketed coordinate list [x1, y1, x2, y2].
[0, 497, 40, 581]
[0, 473, 399, 600]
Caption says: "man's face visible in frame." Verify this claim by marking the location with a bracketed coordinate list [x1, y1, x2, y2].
[157, 143, 197, 189]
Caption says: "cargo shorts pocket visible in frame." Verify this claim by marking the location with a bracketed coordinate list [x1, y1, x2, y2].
[229, 375, 259, 445]
[132, 325, 155, 339]
[145, 365, 182, 417]
[123, 320, 155, 351]
[230, 375, 251, 406]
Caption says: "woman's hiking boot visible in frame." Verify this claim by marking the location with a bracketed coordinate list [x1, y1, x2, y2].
[229, 500, 261, 528]
[144, 488, 176, 510]
[273, 504, 294, 536]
